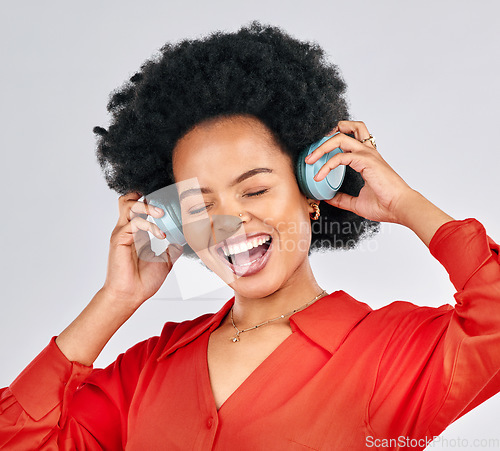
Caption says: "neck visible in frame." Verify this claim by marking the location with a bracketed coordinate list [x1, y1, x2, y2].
[229, 258, 325, 329]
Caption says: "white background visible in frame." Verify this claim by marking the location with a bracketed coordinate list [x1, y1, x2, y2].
[1, 1, 499, 448]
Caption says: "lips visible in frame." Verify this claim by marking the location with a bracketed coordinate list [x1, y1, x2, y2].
[214, 233, 273, 277]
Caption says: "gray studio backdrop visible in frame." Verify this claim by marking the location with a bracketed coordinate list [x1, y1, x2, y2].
[1, 0, 499, 448]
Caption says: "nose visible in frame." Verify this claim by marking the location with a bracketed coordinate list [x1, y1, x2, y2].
[210, 214, 245, 244]
[208, 196, 248, 243]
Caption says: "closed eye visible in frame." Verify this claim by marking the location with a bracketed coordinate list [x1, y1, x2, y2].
[188, 205, 208, 215]
[245, 189, 269, 197]
[188, 189, 269, 215]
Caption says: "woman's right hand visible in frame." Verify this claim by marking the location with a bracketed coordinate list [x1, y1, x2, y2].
[101, 191, 183, 309]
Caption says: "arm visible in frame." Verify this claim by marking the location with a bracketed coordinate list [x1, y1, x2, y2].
[55, 288, 138, 367]
[309, 120, 500, 439]
[367, 216, 500, 439]
[426, 217, 500, 434]
[0, 289, 160, 450]
[0, 192, 182, 448]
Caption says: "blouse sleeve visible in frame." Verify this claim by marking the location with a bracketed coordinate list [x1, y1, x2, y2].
[0, 333, 160, 450]
[367, 217, 500, 440]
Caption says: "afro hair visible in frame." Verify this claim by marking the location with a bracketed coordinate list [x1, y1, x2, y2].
[93, 21, 380, 259]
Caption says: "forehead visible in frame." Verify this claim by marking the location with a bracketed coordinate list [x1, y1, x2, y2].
[172, 115, 291, 182]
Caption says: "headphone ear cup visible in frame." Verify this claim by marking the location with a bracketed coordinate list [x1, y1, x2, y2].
[146, 198, 186, 246]
[297, 145, 316, 200]
[296, 133, 346, 201]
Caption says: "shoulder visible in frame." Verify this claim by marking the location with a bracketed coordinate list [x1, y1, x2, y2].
[366, 299, 454, 330]
[336, 290, 454, 330]
[380, 299, 453, 316]
[373, 299, 453, 317]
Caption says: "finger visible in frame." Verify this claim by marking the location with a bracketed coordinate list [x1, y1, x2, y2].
[129, 216, 166, 241]
[323, 191, 358, 214]
[116, 192, 141, 228]
[128, 198, 165, 222]
[336, 120, 371, 142]
[313, 150, 375, 181]
[113, 216, 166, 247]
[136, 238, 156, 261]
[116, 192, 164, 228]
[151, 244, 183, 268]
[305, 133, 368, 165]
[326, 125, 339, 135]
[133, 226, 154, 254]
[338, 120, 377, 150]
[137, 235, 182, 265]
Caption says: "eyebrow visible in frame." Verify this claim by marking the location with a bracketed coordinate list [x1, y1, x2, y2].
[179, 167, 273, 202]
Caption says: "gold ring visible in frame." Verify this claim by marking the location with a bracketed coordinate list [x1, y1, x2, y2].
[361, 134, 377, 149]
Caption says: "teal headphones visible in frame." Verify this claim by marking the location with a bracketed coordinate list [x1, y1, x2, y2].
[146, 133, 345, 246]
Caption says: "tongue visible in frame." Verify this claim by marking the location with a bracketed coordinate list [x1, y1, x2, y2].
[232, 243, 268, 266]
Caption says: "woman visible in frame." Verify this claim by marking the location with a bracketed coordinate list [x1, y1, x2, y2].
[1, 21, 499, 450]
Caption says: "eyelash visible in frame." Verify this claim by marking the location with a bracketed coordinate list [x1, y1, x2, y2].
[246, 189, 268, 198]
[188, 189, 269, 215]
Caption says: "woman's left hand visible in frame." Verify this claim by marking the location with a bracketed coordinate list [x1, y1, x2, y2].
[306, 120, 415, 224]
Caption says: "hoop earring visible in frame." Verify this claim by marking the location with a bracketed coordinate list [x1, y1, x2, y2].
[309, 202, 320, 220]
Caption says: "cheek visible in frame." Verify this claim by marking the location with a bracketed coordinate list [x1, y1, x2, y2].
[263, 193, 311, 254]
[182, 215, 211, 252]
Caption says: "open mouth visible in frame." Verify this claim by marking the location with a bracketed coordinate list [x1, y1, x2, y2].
[215, 234, 273, 276]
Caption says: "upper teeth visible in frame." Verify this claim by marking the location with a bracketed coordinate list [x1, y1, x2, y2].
[222, 235, 271, 256]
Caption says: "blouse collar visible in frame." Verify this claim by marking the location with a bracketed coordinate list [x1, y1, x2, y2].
[157, 290, 372, 362]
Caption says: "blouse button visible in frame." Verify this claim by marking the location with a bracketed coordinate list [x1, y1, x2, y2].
[207, 417, 213, 428]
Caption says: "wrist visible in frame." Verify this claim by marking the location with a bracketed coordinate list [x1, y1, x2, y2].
[94, 287, 140, 321]
[392, 189, 426, 227]
[98, 285, 145, 313]
[56, 289, 139, 366]
[394, 189, 455, 248]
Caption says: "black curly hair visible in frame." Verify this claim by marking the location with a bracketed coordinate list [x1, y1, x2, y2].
[93, 21, 380, 260]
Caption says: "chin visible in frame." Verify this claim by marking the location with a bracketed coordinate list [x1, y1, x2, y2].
[229, 282, 282, 300]
[228, 258, 291, 300]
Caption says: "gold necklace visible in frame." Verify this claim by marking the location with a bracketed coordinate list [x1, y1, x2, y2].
[229, 289, 328, 343]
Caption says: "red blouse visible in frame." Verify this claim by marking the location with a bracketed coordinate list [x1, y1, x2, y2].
[1, 218, 499, 450]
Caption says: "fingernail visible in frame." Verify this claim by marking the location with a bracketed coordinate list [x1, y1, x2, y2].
[155, 207, 164, 215]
